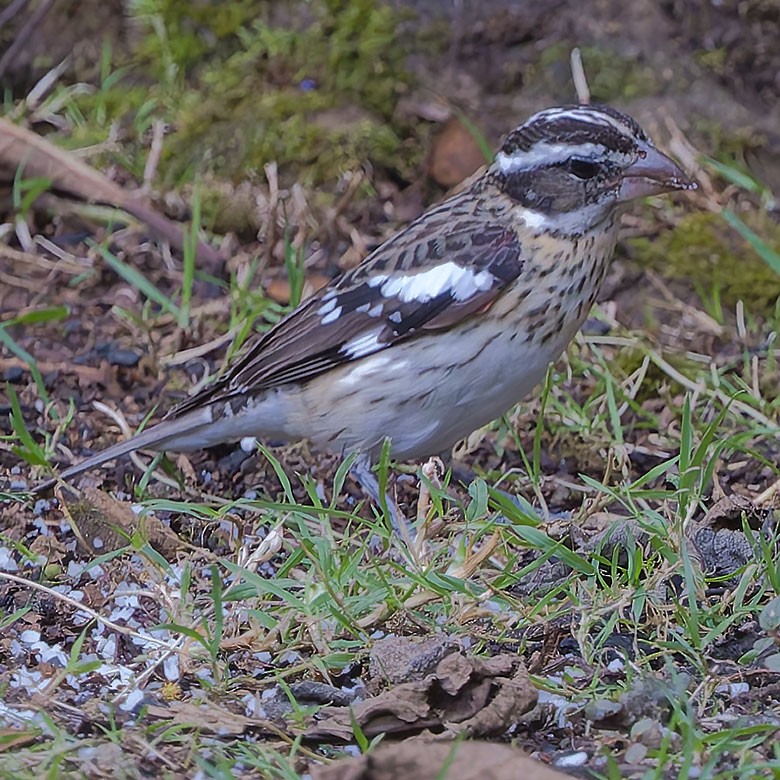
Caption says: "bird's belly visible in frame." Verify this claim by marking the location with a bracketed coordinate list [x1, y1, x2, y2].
[300, 312, 581, 461]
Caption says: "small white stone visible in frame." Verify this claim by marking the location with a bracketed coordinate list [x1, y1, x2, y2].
[554, 751, 589, 768]
[163, 655, 180, 681]
[715, 682, 749, 697]
[0, 547, 19, 572]
[240, 437, 258, 452]
[119, 688, 145, 712]
[19, 630, 41, 644]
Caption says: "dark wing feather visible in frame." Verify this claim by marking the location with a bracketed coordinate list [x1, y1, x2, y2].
[169, 217, 523, 419]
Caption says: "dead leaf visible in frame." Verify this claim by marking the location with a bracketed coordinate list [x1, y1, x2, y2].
[428, 118, 487, 188]
[59, 488, 184, 557]
[0, 118, 222, 266]
[264, 272, 331, 305]
[28, 534, 68, 567]
[0, 357, 110, 385]
[146, 700, 280, 737]
[306, 651, 536, 741]
[697, 494, 773, 532]
[312, 738, 573, 780]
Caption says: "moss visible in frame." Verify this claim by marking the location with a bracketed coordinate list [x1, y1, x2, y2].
[695, 47, 728, 74]
[578, 47, 658, 102]
[531, 43, 658, 102]
[131, 0, 268, 73]
[68, 0, 418, 209]
[629, 211, 780, 315]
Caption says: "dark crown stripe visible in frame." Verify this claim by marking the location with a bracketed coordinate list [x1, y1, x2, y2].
[500, 104, 645, 158]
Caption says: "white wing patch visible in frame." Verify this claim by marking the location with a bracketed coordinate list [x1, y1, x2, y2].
[320, 305, 342, 324]
[342, 328, 383, 359]
[368, 262, 495, 304]
[317, 296, 342, 324]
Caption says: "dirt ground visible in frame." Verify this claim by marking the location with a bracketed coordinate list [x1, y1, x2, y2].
[1, 0, 780, 778]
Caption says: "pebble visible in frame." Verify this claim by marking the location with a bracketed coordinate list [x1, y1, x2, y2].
[107, 347, 141, 367]
[0, 548, 19, 572]
[625, 743, 648, 764]
[554, 751, 588, 768]
[3, 366, 24, 383]
[715, 682, 749, 697]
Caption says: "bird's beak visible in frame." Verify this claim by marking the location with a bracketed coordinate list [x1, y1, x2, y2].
[619, 142, 696, 200]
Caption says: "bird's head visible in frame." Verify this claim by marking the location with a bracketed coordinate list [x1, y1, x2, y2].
[491, 104, 695, 236]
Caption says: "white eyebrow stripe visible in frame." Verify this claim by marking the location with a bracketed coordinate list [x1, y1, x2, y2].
[371, 262, 496, 304]
[495, 141, 609, 173]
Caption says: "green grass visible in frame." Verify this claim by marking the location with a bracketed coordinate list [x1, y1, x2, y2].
[3, 328, 780, 775]
[4, 194, 780, 778]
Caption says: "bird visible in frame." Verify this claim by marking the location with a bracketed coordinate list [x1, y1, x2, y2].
[43, 104, 694, 523]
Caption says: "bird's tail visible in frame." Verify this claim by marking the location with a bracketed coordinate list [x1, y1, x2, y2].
[35, 406, 215, 492]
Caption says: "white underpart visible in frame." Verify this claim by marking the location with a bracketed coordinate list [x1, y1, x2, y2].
[496, 141, 610, 173]
[342, 328, 383, 359]
[368, 262, 495, 304]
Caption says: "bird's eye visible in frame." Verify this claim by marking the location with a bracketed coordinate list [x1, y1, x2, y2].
[568, 159, 601, 180]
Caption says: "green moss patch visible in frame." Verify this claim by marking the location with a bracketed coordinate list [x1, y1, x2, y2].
[70, 0, 418, 196]
[629, 211, 780, 315]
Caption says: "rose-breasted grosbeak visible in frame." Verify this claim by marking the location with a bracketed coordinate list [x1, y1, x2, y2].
[46, 104, 694, 507]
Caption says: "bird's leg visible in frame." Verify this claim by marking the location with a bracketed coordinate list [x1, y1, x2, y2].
[412, 456, 446, 562]
[351, 453, 416, 551]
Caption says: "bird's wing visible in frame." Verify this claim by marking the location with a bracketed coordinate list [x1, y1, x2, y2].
[170, 216, 524, 418]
